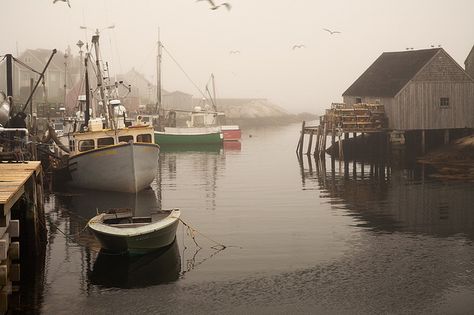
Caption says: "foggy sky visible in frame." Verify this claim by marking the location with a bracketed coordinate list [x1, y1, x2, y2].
[2, 0, 474, 114]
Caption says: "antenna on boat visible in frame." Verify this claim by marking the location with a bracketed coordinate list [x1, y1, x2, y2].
[156, 28, 163, 112]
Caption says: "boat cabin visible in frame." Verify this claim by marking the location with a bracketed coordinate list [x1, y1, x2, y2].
[71, 125, 155, 154]
[187, 106, 226, 128]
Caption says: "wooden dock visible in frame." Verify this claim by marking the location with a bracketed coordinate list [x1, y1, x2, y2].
[296, 103, 388, 157]
[0, 161, 45, 314]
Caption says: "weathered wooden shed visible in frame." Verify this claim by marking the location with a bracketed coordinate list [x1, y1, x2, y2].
[342, 48, 474, 131]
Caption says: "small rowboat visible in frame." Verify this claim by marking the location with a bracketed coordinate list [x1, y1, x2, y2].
[88, 208, 180, 255]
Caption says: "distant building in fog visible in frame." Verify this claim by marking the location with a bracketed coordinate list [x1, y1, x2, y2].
[0, 48, 81, 107]
[343, 48, 474, 131]
[163, 91, 193, 110]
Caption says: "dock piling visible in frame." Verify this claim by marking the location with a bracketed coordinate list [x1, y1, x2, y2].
[0, 162, 45, 313]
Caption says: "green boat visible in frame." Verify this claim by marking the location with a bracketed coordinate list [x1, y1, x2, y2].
[154, 127, 223, 145]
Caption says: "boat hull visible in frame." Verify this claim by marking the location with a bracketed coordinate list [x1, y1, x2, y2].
[154, 128, 222, 145]
[221, 125, 241, 141]
[89, 217, 180, 255]
[68, 142, 159, 193]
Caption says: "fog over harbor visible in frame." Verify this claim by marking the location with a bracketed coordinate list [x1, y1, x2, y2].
[1, 1, 474, 314]
[2, 0, 474, 113]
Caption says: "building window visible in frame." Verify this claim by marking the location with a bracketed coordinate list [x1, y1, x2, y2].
[355, 97, 362, 104]
[440, 97, 449, 108]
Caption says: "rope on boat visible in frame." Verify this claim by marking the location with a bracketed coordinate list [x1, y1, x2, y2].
[33, 206, 90, 242]
[179, 218, 234, 250]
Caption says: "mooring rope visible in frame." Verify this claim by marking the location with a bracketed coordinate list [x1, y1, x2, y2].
[178, 218, 242, 250]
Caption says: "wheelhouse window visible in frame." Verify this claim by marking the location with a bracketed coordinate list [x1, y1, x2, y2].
[78, 139, 95, 152]
[118, 135, 134, 143]
[193, 115, 205, 127]
[136, 134, 152, 143]
[97, 137, 114, 148]
[440, 97, 450, 108]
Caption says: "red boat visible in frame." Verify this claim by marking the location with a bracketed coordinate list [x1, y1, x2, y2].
[221, 125, 241, 141]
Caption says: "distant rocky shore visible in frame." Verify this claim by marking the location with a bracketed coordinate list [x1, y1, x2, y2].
[177, 98, 318, 127]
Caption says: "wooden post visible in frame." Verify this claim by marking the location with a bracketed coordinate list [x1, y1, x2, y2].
[421, 130, 426, 154]
[306, 130, 313, 155]
[338, 135, 344, 160]
[314, 126, 321, 156]
[444, 129, 450, 145]
[321, 123, 327, 156]
[297, 121, 305, 156]
[307, 154, 313, 174]
[6, 54, 13, 97]
[352, 160, 357, 179]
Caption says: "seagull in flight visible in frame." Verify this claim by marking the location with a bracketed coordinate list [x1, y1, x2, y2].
[197, 0, 232, 11]
[229, 50, 240, 54]
[292, 44, 305, 50]
[53, 0, 71, 8]
[323, 28, 341, 35]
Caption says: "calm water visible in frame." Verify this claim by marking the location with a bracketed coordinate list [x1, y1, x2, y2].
[18, 124, 474, 314]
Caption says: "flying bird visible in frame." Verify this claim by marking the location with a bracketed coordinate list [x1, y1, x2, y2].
[53, 0, 71, 8]
[323, 28, 341, 35]
[197, 0, 232, 11]
[229, 50, 240, 54]
[292, 44, 305, 50]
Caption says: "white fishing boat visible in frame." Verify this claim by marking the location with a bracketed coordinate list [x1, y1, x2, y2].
[88, 208, 181, 255]
[55, 32, 159, 193]
[67, 124, 159, 193]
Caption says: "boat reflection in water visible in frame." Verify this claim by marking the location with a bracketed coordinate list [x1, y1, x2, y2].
[223, 140, 242, 151]
[159, 143, 223, 154]
[89, 239, 181, 289]
[56, 187, 161, 219]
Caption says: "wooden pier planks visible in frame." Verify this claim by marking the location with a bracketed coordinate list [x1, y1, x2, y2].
[0, 162, 41, 216]
[0, 161, 42, 314]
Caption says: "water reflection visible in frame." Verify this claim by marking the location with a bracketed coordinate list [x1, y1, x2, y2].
[89, 240, 181, 289]
[159, 146, 226, 212]
[56, 188, 161, 218]
[299, 155, 474, 239]
[159, 144, 223, 153]
[223, 141, 242, 151]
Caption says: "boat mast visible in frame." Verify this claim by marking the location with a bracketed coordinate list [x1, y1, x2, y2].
[156, 28, 163, 113]
[211, 73, 217, 112]
[84, 53, 91, 127]
[91, 32, 115, 130]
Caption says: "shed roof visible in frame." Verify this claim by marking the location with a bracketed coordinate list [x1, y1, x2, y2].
[343, 48, 441, 97]
[466, 44, 474, 66]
